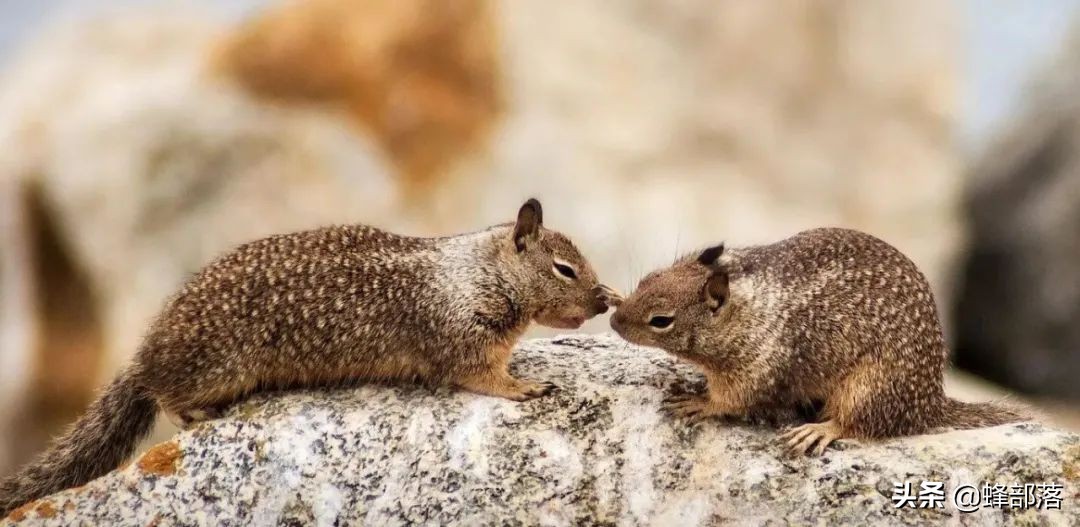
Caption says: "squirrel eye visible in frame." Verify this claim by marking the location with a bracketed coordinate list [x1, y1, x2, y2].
[553, 262, 577, 280]
[648, 315, 674, 330]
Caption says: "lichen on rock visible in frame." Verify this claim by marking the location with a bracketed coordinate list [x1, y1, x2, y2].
[135, 440, 181, 477]
[3, 335, 1077, 526]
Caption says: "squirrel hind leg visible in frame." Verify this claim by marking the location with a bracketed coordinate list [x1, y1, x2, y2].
[818, 359, 940, 440]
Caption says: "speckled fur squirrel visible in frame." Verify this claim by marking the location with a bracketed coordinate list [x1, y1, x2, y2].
[0, 198, 619, 515]
[610, 228, 1026, 455]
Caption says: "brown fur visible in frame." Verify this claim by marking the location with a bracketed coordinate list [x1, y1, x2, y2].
[1, 199, 612, 515]
[611, 228, 1026, 455]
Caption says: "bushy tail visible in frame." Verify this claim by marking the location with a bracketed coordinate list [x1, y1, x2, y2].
[0, 369, 157, 516]
[935, 397, 1028, 430]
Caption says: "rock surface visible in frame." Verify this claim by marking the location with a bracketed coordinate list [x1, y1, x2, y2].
[4, 335, 1077, 526]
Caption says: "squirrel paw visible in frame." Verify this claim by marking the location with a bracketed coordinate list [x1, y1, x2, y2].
[458, 374, 557, 401]
[663, 395, 721, 422]
[781, 420, 842, 456]
[520, 380, 558, 399]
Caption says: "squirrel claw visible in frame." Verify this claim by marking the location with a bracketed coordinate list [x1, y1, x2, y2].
[663, 396, 713, 420]
[781, 421, 840, 456]
[521, 380, 558, 398]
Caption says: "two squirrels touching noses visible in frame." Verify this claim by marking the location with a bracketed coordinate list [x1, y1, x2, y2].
[0, 198, 1025, 515]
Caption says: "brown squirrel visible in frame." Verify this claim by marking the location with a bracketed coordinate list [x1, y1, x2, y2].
[610, 228, 1025, 455]
[1, 198, 618, 515]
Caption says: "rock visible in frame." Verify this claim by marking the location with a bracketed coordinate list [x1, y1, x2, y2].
[4, 335, 1077, 526]
[953, 24, 1080, 400]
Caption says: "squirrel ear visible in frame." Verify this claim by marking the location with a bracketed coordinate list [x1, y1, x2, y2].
[513, 198, 543, 251]
[702, 270, 729, 312]
[697, 243, 725, 266]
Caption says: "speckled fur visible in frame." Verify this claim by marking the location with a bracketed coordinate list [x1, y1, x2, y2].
[611, 228, 1025, 454]
[0, 199, 610, 515]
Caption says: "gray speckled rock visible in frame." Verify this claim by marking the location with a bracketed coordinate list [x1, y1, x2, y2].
[3, 335, 1078, 526]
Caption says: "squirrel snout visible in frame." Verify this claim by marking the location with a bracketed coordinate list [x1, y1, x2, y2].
[590, 295, 609, 315]
[609, 309, 628, 334]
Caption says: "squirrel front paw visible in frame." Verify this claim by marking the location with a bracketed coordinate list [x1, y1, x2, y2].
[663, 395, 726, 422]
[519, 380, 558, 399]
[458, 373, 558, 402]
[781, 420, 843, 456]
[498, 379, 557, 401]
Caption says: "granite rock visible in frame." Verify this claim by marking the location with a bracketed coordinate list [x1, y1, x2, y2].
[3, 335, 1077, 526]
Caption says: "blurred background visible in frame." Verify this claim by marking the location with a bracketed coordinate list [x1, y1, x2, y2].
[1, 0, 1079, 477]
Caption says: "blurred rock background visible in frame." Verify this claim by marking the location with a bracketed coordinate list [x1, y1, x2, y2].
[954, 24, 1080, 402]
[0, 0, 1077, 477]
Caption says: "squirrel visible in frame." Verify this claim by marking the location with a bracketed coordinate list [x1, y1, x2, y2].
[1, 198, 619, 515]
[609, 227, 1026, 455]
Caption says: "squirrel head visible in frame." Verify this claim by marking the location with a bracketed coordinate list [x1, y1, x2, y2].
[508, 198, 612, 330]
[609, 243, 733, 354]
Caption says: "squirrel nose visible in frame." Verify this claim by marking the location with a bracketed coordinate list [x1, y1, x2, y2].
[591, 296, 609, 315]
[591, 284, 622, 315]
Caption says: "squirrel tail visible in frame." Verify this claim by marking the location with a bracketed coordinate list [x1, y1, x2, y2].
[934, 397, 1028, 430]
[0, 368, 157, 516]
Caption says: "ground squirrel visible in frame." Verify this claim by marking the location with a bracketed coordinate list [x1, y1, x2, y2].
[1, 198, 618, 514]
[610, 228, 1025, 455]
